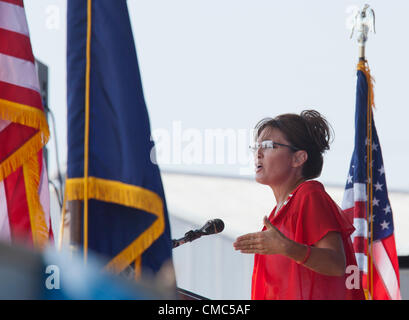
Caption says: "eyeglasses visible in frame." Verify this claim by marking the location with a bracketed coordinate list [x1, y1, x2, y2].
[249, 140, 299, 153]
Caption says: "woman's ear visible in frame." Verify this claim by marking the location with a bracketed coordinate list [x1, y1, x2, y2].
[292, 150, 308, 168]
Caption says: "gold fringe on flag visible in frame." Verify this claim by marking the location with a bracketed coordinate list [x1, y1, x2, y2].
[357, 60, 375, 109]
[66, 177, 165, 273]
[58, 181, 68, 251]
[134, 255, 142, 280]
[357, 59, 375, 300]
[23, 154, 49, 249]
[0, 99, 50, 181]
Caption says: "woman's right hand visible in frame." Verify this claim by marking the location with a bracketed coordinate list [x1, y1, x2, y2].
[233, 216, 290, 255]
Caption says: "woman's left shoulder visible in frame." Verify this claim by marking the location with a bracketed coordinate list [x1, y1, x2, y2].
[293, 180, 325, 195]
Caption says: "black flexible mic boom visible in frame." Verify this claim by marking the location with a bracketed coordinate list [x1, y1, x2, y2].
[172, 219, 225, 249]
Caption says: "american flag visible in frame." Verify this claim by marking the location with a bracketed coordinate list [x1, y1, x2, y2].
[0, 0, 53, 248]
[342, 60, 401, 300]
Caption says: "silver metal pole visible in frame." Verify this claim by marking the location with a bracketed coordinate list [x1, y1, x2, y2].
[350, 4, 376, 60]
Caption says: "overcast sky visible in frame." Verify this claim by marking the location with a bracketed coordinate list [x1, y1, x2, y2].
[24, 0, 409, 192]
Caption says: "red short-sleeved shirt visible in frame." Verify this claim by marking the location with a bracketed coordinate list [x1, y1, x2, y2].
[251, 180, 365, 300]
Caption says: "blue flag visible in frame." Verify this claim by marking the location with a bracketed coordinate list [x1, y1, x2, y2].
[66, 0, 173, 275]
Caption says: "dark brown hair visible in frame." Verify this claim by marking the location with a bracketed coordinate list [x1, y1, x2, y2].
[254, 110, 334, 180]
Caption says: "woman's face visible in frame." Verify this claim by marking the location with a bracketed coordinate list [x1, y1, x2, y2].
[254, 128, 296, 187]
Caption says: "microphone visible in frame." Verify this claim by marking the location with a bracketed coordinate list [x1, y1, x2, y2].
[199, 219, 225, 235]
[172, 219, 225, 249]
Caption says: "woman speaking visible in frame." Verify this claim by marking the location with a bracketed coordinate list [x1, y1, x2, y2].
[233, 110, 365, 300]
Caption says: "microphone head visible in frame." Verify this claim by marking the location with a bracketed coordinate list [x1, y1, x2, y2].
[200, 219, 225, 235]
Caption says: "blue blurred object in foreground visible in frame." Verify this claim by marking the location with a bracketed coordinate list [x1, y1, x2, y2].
[40, 247, 158, 300]
[0, 242, 175, 299]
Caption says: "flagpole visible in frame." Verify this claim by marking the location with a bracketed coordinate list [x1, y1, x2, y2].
[350, 4, 375, 61]
[82, 0, 93, 265]
[58, 181, 67, 251]
[350, 3, 376, 300]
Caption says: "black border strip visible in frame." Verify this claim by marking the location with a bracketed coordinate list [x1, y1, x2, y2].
[398, 256, 409, 268]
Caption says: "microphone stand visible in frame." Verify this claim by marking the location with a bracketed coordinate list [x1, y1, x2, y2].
[172, 219, 224, 249]
[172, 229, 203, 249]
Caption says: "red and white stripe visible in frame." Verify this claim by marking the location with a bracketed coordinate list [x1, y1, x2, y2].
[0, 0, 53, 246]
[342, 182, 401, 300]
[0, 0, 39, 92]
